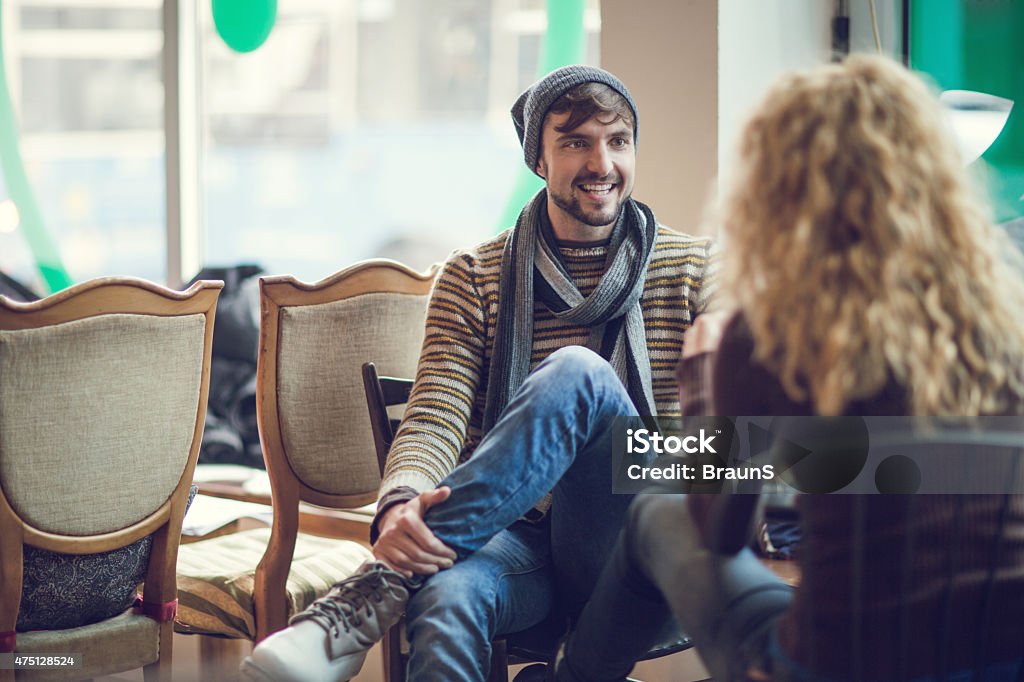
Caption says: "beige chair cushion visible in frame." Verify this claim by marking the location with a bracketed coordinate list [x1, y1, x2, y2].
[175, 528, 372, 639]
[0, 313, 205, 535]
[277, 291, 428, 496]
[15, 607, 159, 682]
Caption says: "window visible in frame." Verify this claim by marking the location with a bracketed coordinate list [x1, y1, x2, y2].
[0, 0, 164, 293]
[199, 0, 601, 280]
[1, 0, 601, 291]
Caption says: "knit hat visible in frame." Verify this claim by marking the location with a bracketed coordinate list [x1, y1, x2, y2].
[511, 65, 638, 176]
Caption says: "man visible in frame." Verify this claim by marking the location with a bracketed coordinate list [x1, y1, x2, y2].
[244, 65, 715, 682]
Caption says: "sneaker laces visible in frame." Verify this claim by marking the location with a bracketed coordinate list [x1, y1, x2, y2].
[291, 565, 406, 639]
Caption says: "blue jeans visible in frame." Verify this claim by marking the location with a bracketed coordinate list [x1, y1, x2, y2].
[404, 346, 654, 682]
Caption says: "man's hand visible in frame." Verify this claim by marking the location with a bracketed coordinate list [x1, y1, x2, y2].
[373, 487, 458, 578]
[682, 311, 729, 358]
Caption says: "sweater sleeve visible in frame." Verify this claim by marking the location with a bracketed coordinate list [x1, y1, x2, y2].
[378, 252, 487, 498]
[691, 238, 720, 316]
[676, 350, 715, 416]
[673, 238, 719, 417]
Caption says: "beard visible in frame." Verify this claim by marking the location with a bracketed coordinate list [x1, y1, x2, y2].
[548, 175, 628, 228]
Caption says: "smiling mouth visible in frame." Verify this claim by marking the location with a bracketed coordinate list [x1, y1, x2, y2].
[578, 182, 616, 196]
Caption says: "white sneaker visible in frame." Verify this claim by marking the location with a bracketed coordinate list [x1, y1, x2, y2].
[241, 561, 409, 682]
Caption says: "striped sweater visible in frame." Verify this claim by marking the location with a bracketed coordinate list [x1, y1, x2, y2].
[379, 225, 716, 499]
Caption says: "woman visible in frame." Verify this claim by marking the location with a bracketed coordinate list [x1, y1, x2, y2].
[554, 54, 1024, 681]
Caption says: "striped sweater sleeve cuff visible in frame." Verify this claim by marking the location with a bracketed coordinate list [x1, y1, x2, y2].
[371, 486, 419, 544]
[380, 466, 442, 499]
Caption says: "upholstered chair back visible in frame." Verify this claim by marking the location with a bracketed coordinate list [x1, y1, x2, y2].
[0, 277, 220, 682]
[258, 260, 436, 505]
[245, 260, 436, 639]
[0, 313, 204, 535]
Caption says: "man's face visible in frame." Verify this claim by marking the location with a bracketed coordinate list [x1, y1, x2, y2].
[535, 111, 636, 230]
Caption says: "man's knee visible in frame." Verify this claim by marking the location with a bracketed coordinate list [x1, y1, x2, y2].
[542, 345, 607, 372]
[536, 346, 619, 390]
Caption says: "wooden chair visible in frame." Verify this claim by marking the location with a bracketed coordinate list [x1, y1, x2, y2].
[0, 276, 222, 682]
[175, 260, 437, 653]
[362, 362, 694, 682]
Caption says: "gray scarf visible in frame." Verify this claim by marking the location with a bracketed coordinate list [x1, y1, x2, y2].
[482, 189, 658, 433]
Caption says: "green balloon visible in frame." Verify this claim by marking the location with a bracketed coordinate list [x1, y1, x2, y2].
[213, 0, 277, 53]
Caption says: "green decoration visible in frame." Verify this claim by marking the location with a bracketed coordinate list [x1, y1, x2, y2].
[213, 0, 277, 54]
[911, 0, 1024, 221]
[0, 5, 72, 293]
[497, 0, 587, 231]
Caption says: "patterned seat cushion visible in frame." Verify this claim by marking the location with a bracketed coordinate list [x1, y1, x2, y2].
[175, 527, 372, 639]
[17, 486, 198, 632]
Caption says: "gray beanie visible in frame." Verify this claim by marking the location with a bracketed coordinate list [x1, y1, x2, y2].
[511, 65, 638, 176]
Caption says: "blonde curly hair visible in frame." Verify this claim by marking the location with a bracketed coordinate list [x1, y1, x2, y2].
[719, 54, 1024, 416]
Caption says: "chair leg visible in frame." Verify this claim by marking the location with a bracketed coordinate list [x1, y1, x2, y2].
[143, 620, 174, 682]
[383, 623, 405, 682]
[488, 639, 509, 682]
[197, 635, 251, 682]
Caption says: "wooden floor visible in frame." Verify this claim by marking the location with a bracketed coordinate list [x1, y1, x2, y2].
[94, 631, 710, 681]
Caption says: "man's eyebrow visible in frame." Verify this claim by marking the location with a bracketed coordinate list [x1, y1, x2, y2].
[554, 128, 634, 142]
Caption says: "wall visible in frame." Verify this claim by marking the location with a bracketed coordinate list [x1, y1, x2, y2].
[600, 0, 836, 236]
[600, 0, 718, 235]
[717, 0, 832, 178]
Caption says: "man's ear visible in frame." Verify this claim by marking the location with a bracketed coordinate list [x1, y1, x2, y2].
[536, 157, 546, 178]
